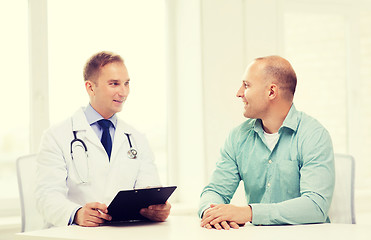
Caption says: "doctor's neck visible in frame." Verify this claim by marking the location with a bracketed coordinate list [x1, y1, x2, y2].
[89, 103, 116, 120]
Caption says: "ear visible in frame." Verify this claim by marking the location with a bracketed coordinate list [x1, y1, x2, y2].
[85, 80, 95, 97]
[268, 84, 278, 99]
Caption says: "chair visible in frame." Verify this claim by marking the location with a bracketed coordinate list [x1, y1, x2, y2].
[16, 154, 45, 232]
[327, 153, 356, 224]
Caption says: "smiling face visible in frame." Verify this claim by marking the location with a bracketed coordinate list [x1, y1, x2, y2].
[236, 61, 271, 119]
[86, 61, 130, 119]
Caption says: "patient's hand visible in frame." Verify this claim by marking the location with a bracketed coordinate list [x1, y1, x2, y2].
[200, 204, 251, 230]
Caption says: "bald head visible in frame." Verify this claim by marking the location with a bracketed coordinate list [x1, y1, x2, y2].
[254, 56, 297, 101]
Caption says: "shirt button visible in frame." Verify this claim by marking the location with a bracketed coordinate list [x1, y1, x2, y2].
[267, 183, 271, 187]
[268, 160, 272, 164]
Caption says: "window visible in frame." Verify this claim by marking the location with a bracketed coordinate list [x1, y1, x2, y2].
[359, 11, 371, 188]
[0, 0, 29, 213]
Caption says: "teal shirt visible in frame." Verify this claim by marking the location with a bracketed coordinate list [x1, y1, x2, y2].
[199, 104, 335, 225]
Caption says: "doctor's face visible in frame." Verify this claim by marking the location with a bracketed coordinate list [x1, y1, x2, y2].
[86, 61, 130, 119]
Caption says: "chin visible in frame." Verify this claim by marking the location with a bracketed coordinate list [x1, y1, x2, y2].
[112, 105, 123, 112]
[243, 111, 255, 119]
[114, 108, 123, 114]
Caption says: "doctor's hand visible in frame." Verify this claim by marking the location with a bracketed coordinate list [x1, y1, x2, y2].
[74, 202, 112, 227]
[140, 201, 171, 222]
[200, 204, 251, 230]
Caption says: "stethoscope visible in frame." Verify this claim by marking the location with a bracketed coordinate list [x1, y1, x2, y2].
[70, 131, 138, 159]
[70, 130, 138, 183]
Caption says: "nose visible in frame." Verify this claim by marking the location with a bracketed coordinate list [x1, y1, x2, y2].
[118, 84, 129, 97]
[236, 85, 245, 98]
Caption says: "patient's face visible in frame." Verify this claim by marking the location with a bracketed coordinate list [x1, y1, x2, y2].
[238, 61, 270, 119]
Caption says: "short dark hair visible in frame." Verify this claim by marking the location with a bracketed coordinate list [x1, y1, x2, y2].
[256, 56, 297, 99]
[83, 51, 124, 82]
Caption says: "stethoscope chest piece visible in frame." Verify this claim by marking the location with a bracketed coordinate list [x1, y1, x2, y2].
[127, 148, 137, 159]
[125, 133, 137, 159]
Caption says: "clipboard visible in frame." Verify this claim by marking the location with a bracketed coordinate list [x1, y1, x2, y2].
[107, 186, 177, 223]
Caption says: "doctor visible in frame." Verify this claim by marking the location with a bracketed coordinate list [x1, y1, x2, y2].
[36, 51, 171, 227]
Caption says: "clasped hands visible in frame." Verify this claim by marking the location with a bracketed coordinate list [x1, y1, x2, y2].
[74, 201, 171, 227]
[200, 204, 252, 230]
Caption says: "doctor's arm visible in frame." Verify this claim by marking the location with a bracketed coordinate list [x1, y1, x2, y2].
[139, 201, 171, 222]
[132, 134, 161, 188]
[133, 133, 171, 221]
[74, 202, 111, 226]
[35, 128, 83, 227]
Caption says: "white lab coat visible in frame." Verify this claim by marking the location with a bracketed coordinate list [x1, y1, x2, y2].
[35, 107, 161, 227]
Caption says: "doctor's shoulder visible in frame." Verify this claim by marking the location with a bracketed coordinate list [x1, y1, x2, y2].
[118, 119, 144, 136]
[117, 119, 154, 146]
[40, 116, 74, 145]
[42, 107, 87, 139]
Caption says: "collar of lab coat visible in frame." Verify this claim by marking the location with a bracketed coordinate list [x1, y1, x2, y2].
[72, 107, 133, 135]
[71, 107, 136, 160]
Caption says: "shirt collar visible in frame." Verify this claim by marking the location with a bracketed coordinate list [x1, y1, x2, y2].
[254, 103, 299, 134]
[84, 104, 117, 129]
[280, 104, 299, 132]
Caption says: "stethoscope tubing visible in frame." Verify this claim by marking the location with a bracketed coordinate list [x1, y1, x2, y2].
[70, 131, 138, 160]
[70, 130, 138, 183]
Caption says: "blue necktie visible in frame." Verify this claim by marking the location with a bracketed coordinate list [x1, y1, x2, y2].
[97, 119, 112, 159]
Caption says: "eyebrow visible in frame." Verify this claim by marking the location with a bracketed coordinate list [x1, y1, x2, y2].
[107, 79, 130, 83]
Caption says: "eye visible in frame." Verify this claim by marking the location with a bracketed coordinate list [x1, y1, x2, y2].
[109, 81, 119, 86]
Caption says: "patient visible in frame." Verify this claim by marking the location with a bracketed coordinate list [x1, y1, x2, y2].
[199, 55, 335, 229]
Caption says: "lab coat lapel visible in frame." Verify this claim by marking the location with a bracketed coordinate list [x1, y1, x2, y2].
[110, 120, 131, 162]
[71, 108, 102, 149]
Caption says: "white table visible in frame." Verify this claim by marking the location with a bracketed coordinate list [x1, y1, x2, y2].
[15, 216, 371, 240]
